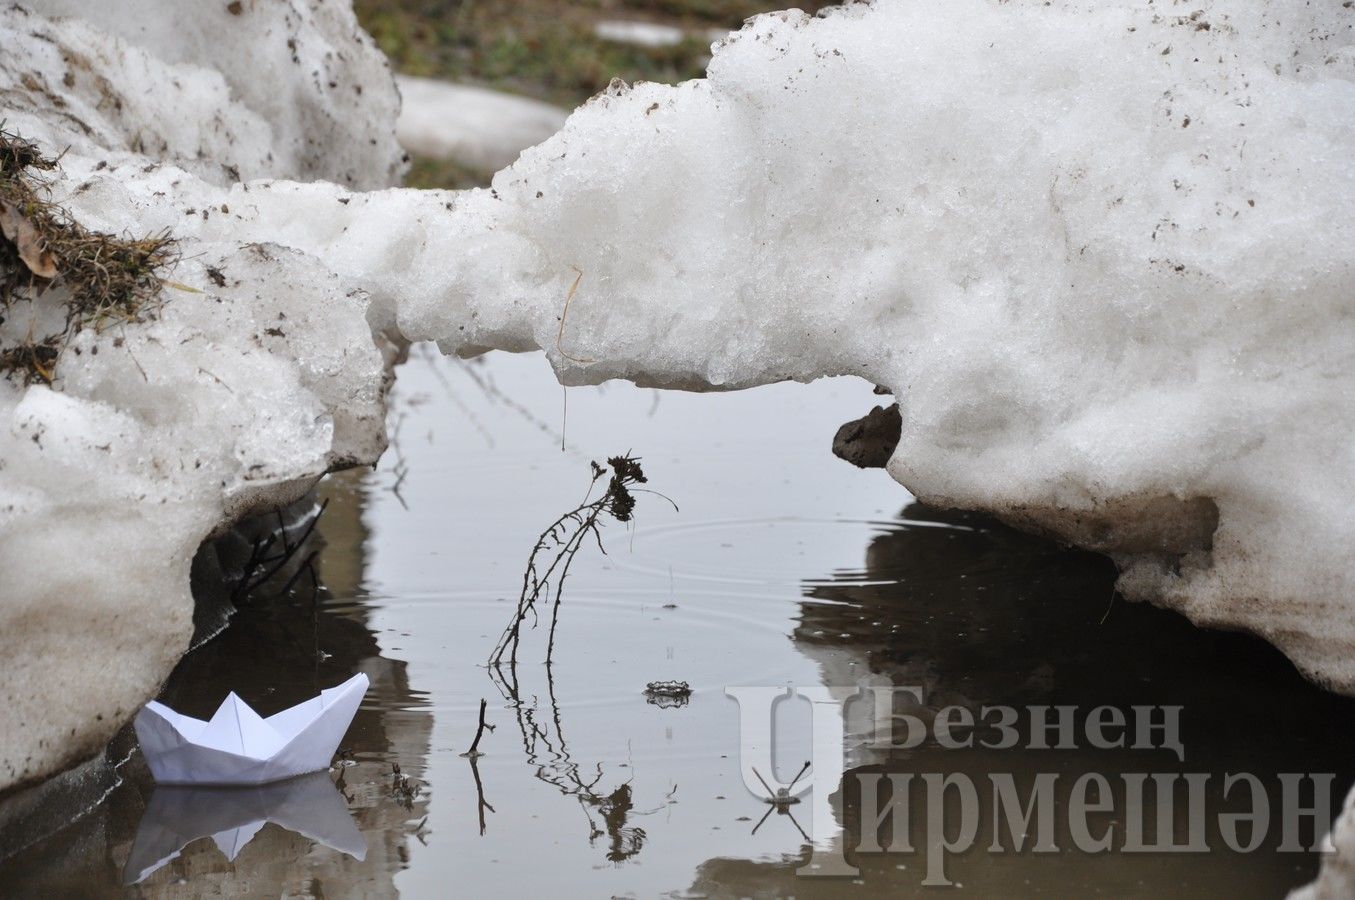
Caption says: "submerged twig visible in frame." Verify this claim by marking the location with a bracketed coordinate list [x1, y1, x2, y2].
[231, 499, 329, 603]
[462, 698, 495, 758]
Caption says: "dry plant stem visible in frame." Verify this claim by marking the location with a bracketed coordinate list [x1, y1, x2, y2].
[484, 459, 665, 852]
[490, 500, 594, 670]
[556, 265, 594, 364]
[544, 505, 604, 666]
[489, 455, 669, 672]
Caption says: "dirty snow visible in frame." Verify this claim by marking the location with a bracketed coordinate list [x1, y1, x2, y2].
[0, 0, 397, 788]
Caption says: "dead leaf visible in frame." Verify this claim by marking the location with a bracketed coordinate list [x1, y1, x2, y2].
[0, 200, 59, 279]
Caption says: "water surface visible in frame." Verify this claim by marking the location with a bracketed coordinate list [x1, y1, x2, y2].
[3, 348, 1352, 898]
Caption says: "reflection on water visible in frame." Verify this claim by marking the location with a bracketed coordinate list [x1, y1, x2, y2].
[124, 773, 365, 885]
[2, 349, 1353, 898]
[688, 505, 1355, 898]
[489, 650, 678, 866]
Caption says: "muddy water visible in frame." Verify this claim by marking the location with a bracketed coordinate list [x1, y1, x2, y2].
[3, 348, 1355, 898]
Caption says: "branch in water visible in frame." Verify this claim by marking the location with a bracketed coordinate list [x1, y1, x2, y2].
[488, 454, 669, 670]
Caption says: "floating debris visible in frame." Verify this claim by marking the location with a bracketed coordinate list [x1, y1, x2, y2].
[391, 762, 421, 808]
[643, 680, 692, 708]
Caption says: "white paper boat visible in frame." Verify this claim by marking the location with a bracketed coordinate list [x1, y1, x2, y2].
[122, 771, 367, 884]
[134, 673, 369, 785]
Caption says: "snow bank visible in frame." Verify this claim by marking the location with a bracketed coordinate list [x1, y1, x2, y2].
[16, 0, 405, 188]
[395, 76, 568, 173]
[594, 20, 728, 48]
[0, 0, 398, 788]
[194, 0, 1354, 691]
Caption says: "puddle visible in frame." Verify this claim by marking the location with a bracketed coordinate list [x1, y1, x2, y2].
[3, 348, 1353, 897]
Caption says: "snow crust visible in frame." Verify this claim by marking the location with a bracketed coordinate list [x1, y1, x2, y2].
[0, 0, 398, 787]
[14, 0, 405, 188]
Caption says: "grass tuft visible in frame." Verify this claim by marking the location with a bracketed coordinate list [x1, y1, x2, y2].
[0, 125, 177, 384]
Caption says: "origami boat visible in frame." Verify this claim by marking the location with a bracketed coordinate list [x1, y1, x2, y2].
[134, 673, 369, 785]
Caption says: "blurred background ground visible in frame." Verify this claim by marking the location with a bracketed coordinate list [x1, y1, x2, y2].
[354, 0, 834, 187]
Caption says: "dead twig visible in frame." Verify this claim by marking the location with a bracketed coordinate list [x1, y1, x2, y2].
[461, 698, 495, 758]
[231, 499, 329, 603]
[460, 699, 497, 834]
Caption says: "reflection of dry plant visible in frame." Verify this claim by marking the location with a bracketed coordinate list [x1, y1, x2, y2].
[488, 659, 671, 863]
[1, 126, 175, 384]
[489, 454, 673, 669]
[482, 455, 678, 858]
[588, 783, 647, 863]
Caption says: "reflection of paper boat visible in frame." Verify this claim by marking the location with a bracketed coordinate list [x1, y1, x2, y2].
[123, 771, 367, 884]
[134, 673, 369, 784]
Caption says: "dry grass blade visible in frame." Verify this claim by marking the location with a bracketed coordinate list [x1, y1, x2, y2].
[556, 265, 595, 364]
[0, 336, 60, 385]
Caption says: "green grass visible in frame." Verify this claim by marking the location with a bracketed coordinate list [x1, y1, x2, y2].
[354, 0, 836, 187]
[403, 155, 495, 191]
[356, 0, 748, 108]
